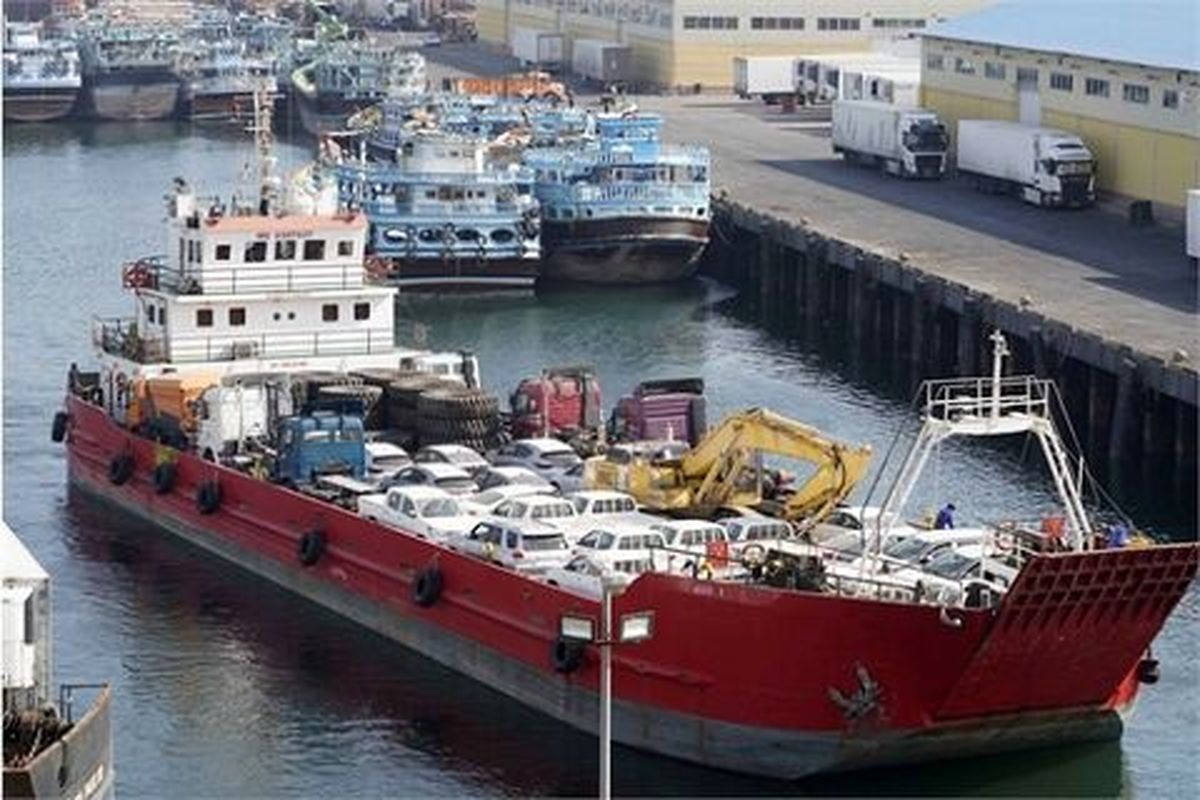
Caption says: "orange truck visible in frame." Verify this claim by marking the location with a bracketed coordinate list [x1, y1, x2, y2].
[441, 72, 568, 102]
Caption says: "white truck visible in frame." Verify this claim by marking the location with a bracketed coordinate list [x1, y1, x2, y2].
[732, 56, 797, 104]
[1187, 189, 1199, 265]
[510, 26, 564, 71]
[571, 39, 631, 84]
[832, 100, 948, 179]
[195, 379, 292, 461]
[956, 120, 1096, 208]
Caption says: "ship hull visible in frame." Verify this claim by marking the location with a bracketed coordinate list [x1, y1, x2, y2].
[62, 395, 1197, 779]
[373, 255, 539, 291]
[2, 686, 113, 800]
[185, 91, 256, 121]
[3, 85, 80, 122]
[292, 86, 377, 137]
[540, 217, 709, 284]
[87, 71, 179, 121]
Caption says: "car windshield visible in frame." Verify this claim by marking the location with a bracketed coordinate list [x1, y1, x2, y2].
[373, 455, 410, 470]
[510, 472, 549, 486]
[420, 498, 461, 518]
[883, 537, 932, 563]
[523, 534, 569, 551]
[449, 450, 485, 466]
[824, 532, 867, 557]
[531, 502, 576, 519]
[541, 451, 580, 466]
[924, 551, 978, 581]
[436, 477, 476, 491]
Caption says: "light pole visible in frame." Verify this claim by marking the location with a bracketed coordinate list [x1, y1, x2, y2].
[559, 579, 654, 800]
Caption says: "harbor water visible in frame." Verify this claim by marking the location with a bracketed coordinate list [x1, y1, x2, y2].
[3, 123, 1197, 797]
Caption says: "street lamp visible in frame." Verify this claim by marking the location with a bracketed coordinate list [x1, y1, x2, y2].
[559, 580, 654, 800]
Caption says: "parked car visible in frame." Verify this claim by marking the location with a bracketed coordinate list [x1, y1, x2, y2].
[382, 463, 479, 496]
[491, 494, 580, 532]
[460, 484, 555, 516]
[574, 524, 666, 573]
[808, 505, 913, 544]
[722, 516, 795, 559]
[543, 553, 651, 598]
[568, 490, 639, 517]
[358, 486, 477, 541]
[414, 444, 490, 476]
[455, 519, 572, 573]
[364, 441, 412, 482]
[475, 465, 553, 492]
[649, 519, 731, 576]
[551, 461, 587, 493]
[490, 438, 583, 482]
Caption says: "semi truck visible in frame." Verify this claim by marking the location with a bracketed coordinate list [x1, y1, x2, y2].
[831, 100, 948, 179]
[571, 39, 631, 84]
[510, 26, 564, 71]
[732, 56, 797, 104]
[956, 120, 1096, 208]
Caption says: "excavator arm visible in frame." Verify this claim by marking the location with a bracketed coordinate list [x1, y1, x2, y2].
[681, 408, 872, 521]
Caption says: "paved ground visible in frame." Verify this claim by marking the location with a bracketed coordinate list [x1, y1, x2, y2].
[425, 44, 1198, 367]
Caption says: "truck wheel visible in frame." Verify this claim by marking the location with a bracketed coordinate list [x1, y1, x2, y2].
[196, 480, 221, 515]
[551, 637, 585, 673]
[152, 462, 177, 495]
[51, 411, 69, 443]
[412, 567, 443, 607]
[108, 453, 134, 486]
[298, 530, 326, 567]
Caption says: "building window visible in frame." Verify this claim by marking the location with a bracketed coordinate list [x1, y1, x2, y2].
[984, 61, 1006, 80]
[229, 307, 246, 326]
[955, 57, 976, 75]
[752, 16, 803, 30]
[337, 240, 354, 257]
[1049, 72, 1073, 92]
[244, 241, 267, 263]
[872, 18, 925, 29]
[196, 309, 213, 328]
[682, 15, 737, 30]
[322, 304, 339, 322]
[925, 54, 945, 71]
[1162, 89, 1179, 109]
[1123, 83, 1149, 104]
[275, 240, 296, 260]
[304, 240, 326, 261]
[354, 302, 371, 321]
[1085, 77, 1110, 97]
[215, 244, 231, 261]
[817, 17, 860, 31]
[1016, 67, 1038, 86]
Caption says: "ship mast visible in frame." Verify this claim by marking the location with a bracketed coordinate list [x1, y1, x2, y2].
[247, 87, 281, 215]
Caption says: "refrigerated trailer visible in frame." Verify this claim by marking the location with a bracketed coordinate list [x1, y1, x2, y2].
[831, 100, 947, 178]
[510, 26, 564, 71]
[571, 39, 631, 84]
[733, 56, 797, 103]
[956, 120, 1096, 208]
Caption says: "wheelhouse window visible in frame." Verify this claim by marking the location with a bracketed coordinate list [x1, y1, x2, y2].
[354, 302, 370, 321]
[229, 307, 246, 326]
[303, 240, 326, 261]
[196, 309, 214, 327]
[215, 244, 231, 261]
[337, 240, 355, 257]
[244, 241, 267, 263]
[275, 239, 297, 260]
[322, 304, 339, 322]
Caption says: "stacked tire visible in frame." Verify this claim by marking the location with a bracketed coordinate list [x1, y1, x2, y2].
[416, 386, 502, 451]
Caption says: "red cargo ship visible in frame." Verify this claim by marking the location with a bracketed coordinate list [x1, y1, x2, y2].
[54, 111, 1198, 780]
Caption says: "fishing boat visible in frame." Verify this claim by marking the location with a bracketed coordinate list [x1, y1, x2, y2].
[175, 33, 275, 120]
[2, 524, 113, 800]
[2, 20, 82, 122]
[54, 103, 1199, 778]
[523, 110, 711, 284]
[290, 42, 425, 137]
[77, 18, 181, 121]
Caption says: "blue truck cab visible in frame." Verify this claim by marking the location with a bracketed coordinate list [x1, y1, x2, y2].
[275, 413, 367, 485]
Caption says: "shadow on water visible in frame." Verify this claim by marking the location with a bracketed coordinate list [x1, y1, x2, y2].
[61, 488, 1127, 798]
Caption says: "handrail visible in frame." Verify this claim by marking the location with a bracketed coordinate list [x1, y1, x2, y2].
[123, 255, 366, 296]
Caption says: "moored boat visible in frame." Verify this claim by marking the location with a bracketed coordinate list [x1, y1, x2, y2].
[77, 18, 181, 121]
[3, 20, 82, 122]
[290, 42, 425, 137]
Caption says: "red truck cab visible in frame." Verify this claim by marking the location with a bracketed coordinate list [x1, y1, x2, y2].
[510, 366, 603, 439]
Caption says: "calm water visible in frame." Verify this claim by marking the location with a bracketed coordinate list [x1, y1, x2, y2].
[3, 123, 1197, 798]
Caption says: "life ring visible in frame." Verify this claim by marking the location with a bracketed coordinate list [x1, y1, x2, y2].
[412, 567, 444, 607]
[51, 411, 69, 443]
[152, 462, 177, 495]
[298, 530, 326, 567]
[551, 637, 585, 674]
[196, 480, 221, 515]
[108, 453, 134, 485]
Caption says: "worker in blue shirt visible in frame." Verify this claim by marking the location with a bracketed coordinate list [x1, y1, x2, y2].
[934, 503, 956, 530]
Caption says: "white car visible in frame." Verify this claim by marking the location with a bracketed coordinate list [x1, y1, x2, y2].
[491, 438, 583, 483]
[383, 463, 480, 496]
[809, 505, 911, 544]
[568, 490, 639, 517]
[490, 494, 580, 531]
[543, 553, 650, 599]
[358, 485, 477, 541]
[414, 443, 490, 476]
[649, 519, 731, 576]
[475, 465, 554, 492]
[574, 524, 667, 574]
[459, 484, 556, 516]
[887, 544, 1018, 607]
[722, 516, 795, 559]
[364, 441, 411, 482]
[455, 518, 573, 573]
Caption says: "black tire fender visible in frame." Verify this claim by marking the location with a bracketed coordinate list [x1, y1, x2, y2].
[152, 462, 177, 495]
[108, 453, 134, 486]
[412, 567, 444, 607]
[298, 530, 326, 567]
[51, 411, 69, 443]
[196, 480, 221, 515]
[551, 637, 585, 674]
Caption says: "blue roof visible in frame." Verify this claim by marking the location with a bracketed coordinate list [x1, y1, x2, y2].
[927, 0, 1200, 72]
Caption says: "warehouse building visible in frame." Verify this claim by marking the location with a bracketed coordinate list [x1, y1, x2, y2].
[920, 0, 1200, 210]
[475, 1, 991, 89]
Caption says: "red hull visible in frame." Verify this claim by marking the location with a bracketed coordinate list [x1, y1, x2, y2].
[62, 395, 1198, 778]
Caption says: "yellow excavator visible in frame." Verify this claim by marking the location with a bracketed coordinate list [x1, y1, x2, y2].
[583, 408, 872, 523]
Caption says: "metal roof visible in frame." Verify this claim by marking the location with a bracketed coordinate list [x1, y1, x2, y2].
[927, 0, 1200, 73]
[1, 523, 49, 583]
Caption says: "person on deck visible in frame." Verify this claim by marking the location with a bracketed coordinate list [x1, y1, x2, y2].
[934, 503, 956, 530]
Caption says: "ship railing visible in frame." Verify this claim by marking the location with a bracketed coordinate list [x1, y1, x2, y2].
[92, 316, 166, 363]
[128, 257, 366, 296]
[921, 374, 1054, 422]
[358, 199, 530, 216]
[166, 328, 394, 364]
[336, 168, 534, 185]
[563, 184, 710, 203]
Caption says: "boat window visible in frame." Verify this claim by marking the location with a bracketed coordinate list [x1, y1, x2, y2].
[419, 229, 444, 242]
[354, 302, 370, 321]
[275, 240, 296, 260]
[159, 307, 167, 326]
[303, 240, 326, 261]
[322, 304, 339, 322]
[147, 306, 156, 324]
[228, 307, 246, 327]
[456, 228, 481, 241]
[196, 309, 213, 328]
[179, 239, 186, 267]
[244, 241, 267, 263]
[338, 240, 355, 257]
[491, 229, 515, 243]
